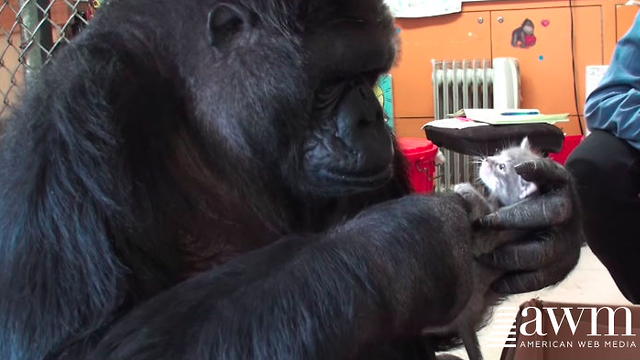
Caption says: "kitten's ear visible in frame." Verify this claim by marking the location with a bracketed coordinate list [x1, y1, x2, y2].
[518, 178, 538, 199]
[520, 136, 531, 150]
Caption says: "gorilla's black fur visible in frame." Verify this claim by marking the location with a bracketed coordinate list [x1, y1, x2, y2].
[0, 0, 539, 359]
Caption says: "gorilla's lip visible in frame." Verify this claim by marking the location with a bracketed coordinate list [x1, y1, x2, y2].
[318, 165, 393, 189]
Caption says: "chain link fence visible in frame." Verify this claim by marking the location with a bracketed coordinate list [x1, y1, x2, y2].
[0, 0, 96, 118]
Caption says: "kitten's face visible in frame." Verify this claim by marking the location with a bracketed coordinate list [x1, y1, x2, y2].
[479, 138, 539, 206]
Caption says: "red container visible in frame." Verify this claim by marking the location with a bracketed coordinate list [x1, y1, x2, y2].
[550, 135, 584, 165]
[398, 138, 439, 193]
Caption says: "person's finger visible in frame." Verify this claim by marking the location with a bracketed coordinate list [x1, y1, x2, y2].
[476, 191, 571, 229]
[515, 159, 570, 187]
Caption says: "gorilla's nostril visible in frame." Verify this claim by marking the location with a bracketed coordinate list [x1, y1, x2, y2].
[376, 108, 383, 122]
[358, 118, 371, 127]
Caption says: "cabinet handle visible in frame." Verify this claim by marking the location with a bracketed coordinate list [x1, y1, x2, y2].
[498, 16, 504, 23]
[478, 17, 484, 24]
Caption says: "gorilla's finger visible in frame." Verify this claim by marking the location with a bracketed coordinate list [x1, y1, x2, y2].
[515, 159, 570, 187]
[479, 228, 581, 271]
[476, 191, 572, 229]
[478, 239, 548, 271]
[490, 248, 580, 294]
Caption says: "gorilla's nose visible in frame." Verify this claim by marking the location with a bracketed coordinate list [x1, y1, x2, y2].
[333, 82, 392, 173]
[335, 83, 385, 141]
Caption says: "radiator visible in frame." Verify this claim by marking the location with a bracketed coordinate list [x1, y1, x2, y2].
[430, 58, 520, 191]
[432, 59, 494, 120]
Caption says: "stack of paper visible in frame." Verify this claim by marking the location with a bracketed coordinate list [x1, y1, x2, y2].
[422, 118, 489, 130]
[447, 109, 569, 125]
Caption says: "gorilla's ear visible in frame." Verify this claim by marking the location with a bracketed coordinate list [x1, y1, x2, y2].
[207, 3, 252, 47]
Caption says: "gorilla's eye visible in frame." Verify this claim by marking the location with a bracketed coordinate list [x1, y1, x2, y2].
[363, 70, 384, 87]
[315, 81, 347, 110]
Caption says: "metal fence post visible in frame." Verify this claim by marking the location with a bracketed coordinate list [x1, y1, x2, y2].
[18, 0, 47, 88]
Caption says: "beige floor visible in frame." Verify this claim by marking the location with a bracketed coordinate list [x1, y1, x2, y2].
[447, 245, 633, 360]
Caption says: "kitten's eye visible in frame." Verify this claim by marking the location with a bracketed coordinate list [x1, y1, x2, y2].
[498, 164, 506, 171]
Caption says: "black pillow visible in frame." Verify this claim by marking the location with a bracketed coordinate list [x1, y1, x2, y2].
[424, 123, 565, 156]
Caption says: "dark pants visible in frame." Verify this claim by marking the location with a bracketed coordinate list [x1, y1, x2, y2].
[566, 130, 640, 304]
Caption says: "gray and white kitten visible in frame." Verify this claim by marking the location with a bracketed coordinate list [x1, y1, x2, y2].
[478, 137, 539, 208]
[424, 137, 540, 360]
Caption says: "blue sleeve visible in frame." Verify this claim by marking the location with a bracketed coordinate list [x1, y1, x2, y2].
[585, 10, 640, 150]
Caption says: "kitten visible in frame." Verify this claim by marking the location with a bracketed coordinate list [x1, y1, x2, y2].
[478, 137, 539, 208]
[425, 137, 540, 360]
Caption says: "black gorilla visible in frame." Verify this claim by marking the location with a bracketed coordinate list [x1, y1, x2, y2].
[0, 0, 582, 359]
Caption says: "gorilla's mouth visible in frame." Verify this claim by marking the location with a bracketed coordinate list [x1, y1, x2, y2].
[318, 165, 393, 189]
[302, 131, 394, 196]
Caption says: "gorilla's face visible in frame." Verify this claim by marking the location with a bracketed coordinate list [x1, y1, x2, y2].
[301, 77, 393, 195]
[302, 39, 395, 196]
[197, 1, 397, 197]
[299, 3, 397, 196]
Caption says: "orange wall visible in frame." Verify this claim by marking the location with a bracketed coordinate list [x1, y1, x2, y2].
[391, 0, 639, 138]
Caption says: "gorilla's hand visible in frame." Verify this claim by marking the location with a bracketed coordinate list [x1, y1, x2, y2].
[477, 158, 584, 294]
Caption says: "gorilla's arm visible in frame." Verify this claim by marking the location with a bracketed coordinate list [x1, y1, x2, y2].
[0, 32, 183, 360]
[91, 195, 471, 360]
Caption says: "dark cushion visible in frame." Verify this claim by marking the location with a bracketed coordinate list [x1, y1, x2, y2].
[424, 123, 565, 156]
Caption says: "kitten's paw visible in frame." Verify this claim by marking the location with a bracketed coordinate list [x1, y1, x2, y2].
[455, 183, 492, 220]
[454, 183, 478, 196]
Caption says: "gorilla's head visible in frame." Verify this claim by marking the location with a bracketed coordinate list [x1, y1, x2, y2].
[182, 0, 397, 197]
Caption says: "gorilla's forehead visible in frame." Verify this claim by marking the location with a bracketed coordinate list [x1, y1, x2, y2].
[302, 16, 397, 82]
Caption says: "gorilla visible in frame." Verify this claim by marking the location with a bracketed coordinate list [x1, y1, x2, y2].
[0, 0, 582, 359]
